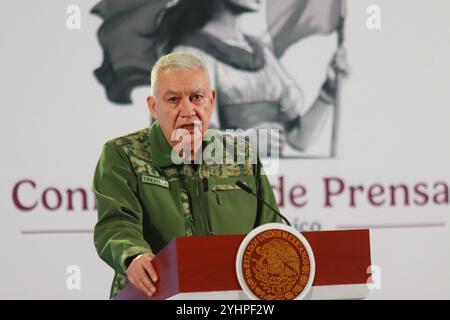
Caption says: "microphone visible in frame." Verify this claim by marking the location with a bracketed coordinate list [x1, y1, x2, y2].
[236, 180, 291, 226]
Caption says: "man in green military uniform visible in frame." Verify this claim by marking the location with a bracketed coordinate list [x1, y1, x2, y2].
[93, 52, 281, 299]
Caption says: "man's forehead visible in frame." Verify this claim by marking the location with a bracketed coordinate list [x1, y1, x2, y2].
[162, 88, 207, 97]
[158, 68, 210, 93]
[159, 67, 208, 80]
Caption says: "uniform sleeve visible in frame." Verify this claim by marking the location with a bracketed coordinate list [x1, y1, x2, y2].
[253, 156, 283, 226]
[93, 142, 152, 274]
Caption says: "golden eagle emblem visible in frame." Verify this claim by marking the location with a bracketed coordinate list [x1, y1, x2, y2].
[241, 229, 312, 300]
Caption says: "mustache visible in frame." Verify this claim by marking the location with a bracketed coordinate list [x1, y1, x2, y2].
[176, 118, 202, 129]
[170, 123, 203, 143]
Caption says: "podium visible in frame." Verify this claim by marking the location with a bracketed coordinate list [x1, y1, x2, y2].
[115, 229, 371, 300]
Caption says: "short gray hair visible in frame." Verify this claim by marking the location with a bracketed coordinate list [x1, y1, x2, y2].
[150, 52, 209, 96]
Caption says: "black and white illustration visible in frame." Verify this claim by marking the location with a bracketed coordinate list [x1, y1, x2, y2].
[1, 0, 450, 299]
[92, 0, 349, 158]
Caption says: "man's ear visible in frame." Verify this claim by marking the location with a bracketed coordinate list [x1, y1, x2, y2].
[147, 96, 158, 119]
[209, 89, 216, 113]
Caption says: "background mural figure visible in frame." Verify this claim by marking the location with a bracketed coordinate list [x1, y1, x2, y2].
[92, 0, 349, 157]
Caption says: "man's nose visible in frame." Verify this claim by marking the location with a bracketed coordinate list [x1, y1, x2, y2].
[179, 97, 196, 118]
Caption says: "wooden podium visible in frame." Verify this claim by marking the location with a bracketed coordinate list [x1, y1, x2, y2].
[115, 229, 372, 300]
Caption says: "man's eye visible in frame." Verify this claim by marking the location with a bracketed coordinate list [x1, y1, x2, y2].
[168, 97, 179, 103]
[191, 95, 203, 102]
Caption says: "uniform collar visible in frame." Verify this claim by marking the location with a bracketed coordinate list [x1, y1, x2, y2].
[149, 121, 181, 168]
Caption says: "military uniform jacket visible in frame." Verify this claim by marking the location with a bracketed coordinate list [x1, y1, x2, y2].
[93, 122, 281, 298]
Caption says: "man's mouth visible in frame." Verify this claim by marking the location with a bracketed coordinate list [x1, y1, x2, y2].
[180, 124, 194, 130]
[178, 123, 201, 134]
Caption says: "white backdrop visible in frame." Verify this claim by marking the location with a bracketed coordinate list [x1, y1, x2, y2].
[0, 0, 449, 299]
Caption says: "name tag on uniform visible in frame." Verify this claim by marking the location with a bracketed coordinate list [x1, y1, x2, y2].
[142, 175, 169, 188]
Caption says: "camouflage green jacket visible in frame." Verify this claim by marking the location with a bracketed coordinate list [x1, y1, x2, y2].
[93, 121, 281, 299]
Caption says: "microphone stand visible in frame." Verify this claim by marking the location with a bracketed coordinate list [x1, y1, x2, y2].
[236, 180, 291, 227]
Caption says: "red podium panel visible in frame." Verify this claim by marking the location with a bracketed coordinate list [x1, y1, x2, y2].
[115, 229, 371, 300]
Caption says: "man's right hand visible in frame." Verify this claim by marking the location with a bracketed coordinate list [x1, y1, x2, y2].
[126, 253, 158, 297]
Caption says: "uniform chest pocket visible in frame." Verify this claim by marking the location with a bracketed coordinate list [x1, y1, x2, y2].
[210, 181, 249, 202]
[207, 177, 256, 207]
[206, 176, 258, 233]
